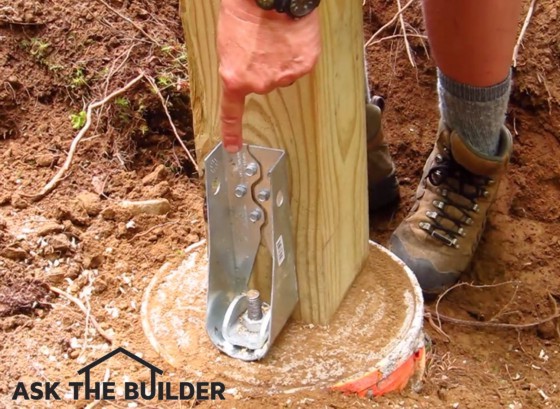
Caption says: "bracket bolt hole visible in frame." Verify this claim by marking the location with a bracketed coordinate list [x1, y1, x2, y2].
[276, 191, 284, 207]
[211, 178, 221, 195]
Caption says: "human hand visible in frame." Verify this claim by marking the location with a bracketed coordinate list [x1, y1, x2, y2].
[217, 0, 321, 152]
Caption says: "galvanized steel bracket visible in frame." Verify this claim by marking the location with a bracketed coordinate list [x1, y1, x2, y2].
[204, 142, 298, 361]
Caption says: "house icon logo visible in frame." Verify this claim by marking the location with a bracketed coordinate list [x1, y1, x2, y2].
[12, 347, 226, 402]
[76, 347, 164, 400]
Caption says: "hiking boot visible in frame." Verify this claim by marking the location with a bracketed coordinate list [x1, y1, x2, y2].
[390, 121, 513, 294]
[367, 97, 400, 211]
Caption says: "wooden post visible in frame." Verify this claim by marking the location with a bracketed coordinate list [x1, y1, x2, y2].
[180, 0, 368, 324]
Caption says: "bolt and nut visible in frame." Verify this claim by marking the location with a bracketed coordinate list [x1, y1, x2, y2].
[249, 209, 263, 223]
[246, 289, 263, 321]
[234, 184, 247, 198]
[245, 163, 258, 177]
[257, 189, 271, 202]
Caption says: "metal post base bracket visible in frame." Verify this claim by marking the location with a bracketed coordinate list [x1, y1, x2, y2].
[204, 142, 298, 361]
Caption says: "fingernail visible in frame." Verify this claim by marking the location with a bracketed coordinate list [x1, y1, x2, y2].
[224, 143, 241, 153]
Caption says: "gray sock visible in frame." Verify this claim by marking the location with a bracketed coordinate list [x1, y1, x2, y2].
[437, 69, 511, 156]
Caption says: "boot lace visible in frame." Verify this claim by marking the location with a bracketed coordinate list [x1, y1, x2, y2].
[419, 149, 493, 248]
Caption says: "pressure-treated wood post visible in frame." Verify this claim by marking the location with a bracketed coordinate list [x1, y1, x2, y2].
[180, 0, 368, 324]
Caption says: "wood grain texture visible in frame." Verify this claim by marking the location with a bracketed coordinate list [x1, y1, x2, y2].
[180, 0, 368, 324]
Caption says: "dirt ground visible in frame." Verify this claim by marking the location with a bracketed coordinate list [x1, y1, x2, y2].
[1, 0, 559, 408]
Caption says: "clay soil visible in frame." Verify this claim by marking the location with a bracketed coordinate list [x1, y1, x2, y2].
[0, 0, 559, 408]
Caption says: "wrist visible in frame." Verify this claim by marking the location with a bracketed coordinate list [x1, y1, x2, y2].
[222, 0, 292, 22]
[256, 0, 321, 19]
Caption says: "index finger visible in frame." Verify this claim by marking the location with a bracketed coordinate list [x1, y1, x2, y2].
[220, 86, 246, 153]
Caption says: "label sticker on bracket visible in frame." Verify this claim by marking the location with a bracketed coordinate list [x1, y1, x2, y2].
[276, 235, 285, 266]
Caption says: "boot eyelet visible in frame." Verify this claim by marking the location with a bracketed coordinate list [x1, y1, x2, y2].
[432, 230, 459, 248]
[419, 222, 433, 233]
[472, 203, 480, 212]
[426, 211, 439, 221]
[433, 200, 446, 210]
[435, 154, 443, 163]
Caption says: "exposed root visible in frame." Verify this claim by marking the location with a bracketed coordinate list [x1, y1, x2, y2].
[28, 73, 145, 202]
[396, 0, 415, 67]
[513, 0, 537, 67]
[426, 281, 560, 333]
[144, 74, 200, 175]
[367, 33, 427, 47]
[49, 286, 114, 344]
[95, 0, 160, 46]
[365, 0, 415, 48]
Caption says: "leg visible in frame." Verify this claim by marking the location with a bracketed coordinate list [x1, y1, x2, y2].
[363, 45, 400, 212]
[425, 0, 523, 155]
[423, 0, 522, 87]
[391, 0, 522, 294]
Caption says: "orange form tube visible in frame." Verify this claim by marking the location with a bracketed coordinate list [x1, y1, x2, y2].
[331, 347, 426, 397]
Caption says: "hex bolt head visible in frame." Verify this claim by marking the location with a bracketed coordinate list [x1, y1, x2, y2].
[257, 189, 271, 202]
[249, 209, 263, 223]
[234, 184, 247, 198]
[246, 289, 263, 321]
[245, 163, 258, 177]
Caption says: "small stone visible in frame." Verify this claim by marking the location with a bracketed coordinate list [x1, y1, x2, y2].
[77, 191, 102, 217]
[36, 221, 64, 237]
[137, 8, 149, 19]
[7, 76, 19, 85]
[147, 181, 171, 198]
[537, 321, 558, 340]
[64, 265, 81, 280]
[186, 233, 199, 244]
[11, 193, 29, 210]
[45, 268, 66, 285]
[100, 207, 116, 220]
[116, 222, 128, 239]
[83, 253, 104, 269]
[142, 165, 168, 185]
[69, 350, 80, 359]
[120, 198, 171, 216]
[23, 12, 35, 23]
[35, 153, 59, 168]
[55, 205, 89, 226]
[93, 279, 108, 295]
[0, 195, 10, 206]
[50, 234, 71, 253]
[0, 246, 28, 260]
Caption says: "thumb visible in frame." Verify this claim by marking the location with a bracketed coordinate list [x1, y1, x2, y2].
[220, 86, 246, 153]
